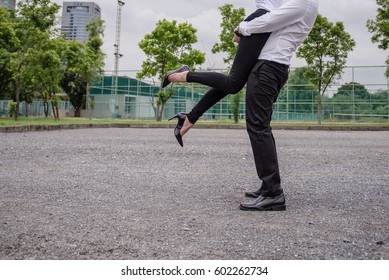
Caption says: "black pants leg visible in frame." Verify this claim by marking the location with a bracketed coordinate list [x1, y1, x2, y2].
[246, 60, 289, 197]
[186, 9, 271, 124]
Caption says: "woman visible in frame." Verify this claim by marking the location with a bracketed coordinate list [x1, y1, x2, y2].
[163, 0, 283, 147]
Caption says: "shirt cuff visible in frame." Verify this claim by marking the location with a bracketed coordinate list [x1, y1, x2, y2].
[238, 21, 251, 36]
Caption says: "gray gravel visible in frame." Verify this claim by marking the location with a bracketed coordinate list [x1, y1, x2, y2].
[0, 128, 388, 260]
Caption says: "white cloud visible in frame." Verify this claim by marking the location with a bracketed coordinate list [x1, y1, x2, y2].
[318, 0, 385, 66]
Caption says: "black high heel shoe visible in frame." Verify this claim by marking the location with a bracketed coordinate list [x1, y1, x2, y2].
[168, 112, 187, 147]
[161, 65, 190, 89]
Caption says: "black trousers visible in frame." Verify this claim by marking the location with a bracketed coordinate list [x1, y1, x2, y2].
[246, 60, 289, 197]
[186, 9, 271, 124]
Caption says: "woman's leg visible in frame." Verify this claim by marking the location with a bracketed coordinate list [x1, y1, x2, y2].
[183, 9, 271, 126]
[185, 29, 271, 124]
[184, 9, 270, 94]
[173, 9, 272, 137]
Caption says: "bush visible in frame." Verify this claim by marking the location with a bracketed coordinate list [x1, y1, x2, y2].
[7, 101, 17, 117]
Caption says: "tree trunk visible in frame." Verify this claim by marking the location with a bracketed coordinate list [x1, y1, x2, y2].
[14, 83, 21, 121]
[150, 99, 157, 119]
[52, 103, 59, 121]
[317, 94, 322, 125]
[44, 100, 49, 117]
[157, 103, 165, 121]
[74, 107, 81, 117]
[156, 104, 161, 121]
[25, 102, 29, 117]
[52, 105, 56, 120]
[86, 80, 92, 120]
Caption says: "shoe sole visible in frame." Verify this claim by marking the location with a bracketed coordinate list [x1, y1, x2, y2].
[245, 194, 261, 198]
[239, 204, 286, 211]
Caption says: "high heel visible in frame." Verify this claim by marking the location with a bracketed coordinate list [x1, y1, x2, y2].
[168, 112, 187, 147]
[161, 65, 190, 89]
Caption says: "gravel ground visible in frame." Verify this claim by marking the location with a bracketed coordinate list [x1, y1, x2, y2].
[0, 127, 388, 260]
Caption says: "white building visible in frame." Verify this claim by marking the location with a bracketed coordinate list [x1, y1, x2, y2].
[61, 1, 101, 42]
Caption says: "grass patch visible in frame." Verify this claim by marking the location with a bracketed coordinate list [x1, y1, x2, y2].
[0, 116, 388, 128]
[271, 121, 389, 127]
[0, 117, 161, 127]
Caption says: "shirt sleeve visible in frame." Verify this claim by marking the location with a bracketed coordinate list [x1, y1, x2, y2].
[239, 0, 306, 36]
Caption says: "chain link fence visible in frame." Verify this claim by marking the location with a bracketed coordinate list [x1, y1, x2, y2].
[1, 66, 388, 122]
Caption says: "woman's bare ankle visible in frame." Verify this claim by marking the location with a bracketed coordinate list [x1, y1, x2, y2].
[180, 118, 193, 137]
[168, 71, 188, 83]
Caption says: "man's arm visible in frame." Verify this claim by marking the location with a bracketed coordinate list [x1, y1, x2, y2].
[238, 0, 306, 36]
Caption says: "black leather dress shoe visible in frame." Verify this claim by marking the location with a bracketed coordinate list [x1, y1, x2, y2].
[161, 65, 190, 89]
[245, 191, 261, 198]
[240, 193, 286, 211]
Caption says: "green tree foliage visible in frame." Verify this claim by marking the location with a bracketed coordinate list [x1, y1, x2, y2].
[0, 7, 17, 100]
[297, 14, 356, 124]
[24, 36, 65, 119]
[1, 1, 105, 120]
[212, 4, 246, 123]
[61, 40, 87, 118]
[137, 19, 205, 121]
[62, 19, 105, 119]
[212, 4, 245, 65]
[18, 0, 59, 32]
[331, 82, 371, 118]
[366, 0, 389, 76]
[84, 18, 105, 119]
[9, 0, 61, 120]
[370, 89, 389, 116]
[278, 67, 317, 114]
[333, 82, 370, 100]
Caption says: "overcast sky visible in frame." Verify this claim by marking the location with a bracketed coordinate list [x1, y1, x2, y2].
[54, 0, 388, 85]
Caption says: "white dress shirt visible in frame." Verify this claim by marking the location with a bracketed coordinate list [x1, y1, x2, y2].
[255, 0, 283, 11]
[240, 0, 319, 65]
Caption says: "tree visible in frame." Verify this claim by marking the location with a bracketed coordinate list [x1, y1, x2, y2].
[64, 18, 105, 119]
[10, 0, 60, 120]
[212, 4, 245, 65]
[212, 4, 246, 123]
[333, 82, 370, 100]
[24, 36, 65, 119]
[60, 72, 87, 117]
[61, 40, 87, 117]
[137, 19, 205, 121]
[279, 67, 317, 114]
[366, 0, 389, 77]
[331, 82, 371, 119]
[370, 89, 389, 118]
[84, 18, 105, 119]
[0, 7, 17, 100]
[297, 14, 356, 124]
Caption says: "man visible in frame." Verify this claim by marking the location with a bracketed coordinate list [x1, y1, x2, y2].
[237, 0, 319, 211]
